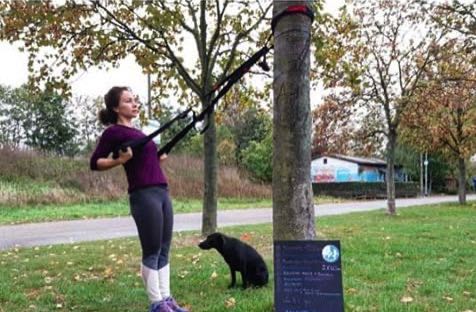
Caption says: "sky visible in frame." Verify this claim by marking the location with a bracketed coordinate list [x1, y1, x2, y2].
[0, 41, 149, 99]
[0, 1, 344, 104]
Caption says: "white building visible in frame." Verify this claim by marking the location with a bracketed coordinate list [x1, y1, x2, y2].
[311, 154, 404, 183]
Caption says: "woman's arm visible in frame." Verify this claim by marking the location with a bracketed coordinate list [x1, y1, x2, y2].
[96, 147, 133, 171]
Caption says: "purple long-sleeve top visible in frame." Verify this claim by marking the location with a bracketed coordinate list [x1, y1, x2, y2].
[90, 124, 168, 193]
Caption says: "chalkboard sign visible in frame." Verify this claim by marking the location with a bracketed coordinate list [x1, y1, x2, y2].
[274, 240, 344, 312]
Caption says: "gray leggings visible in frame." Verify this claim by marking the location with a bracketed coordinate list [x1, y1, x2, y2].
[129, 186, 173, 270]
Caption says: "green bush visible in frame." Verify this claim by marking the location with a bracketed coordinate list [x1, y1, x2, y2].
[241, 133, 272, 182]
[312, 182, 419, 199]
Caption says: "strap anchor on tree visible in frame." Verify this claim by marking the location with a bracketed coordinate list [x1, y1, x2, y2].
[271, 5, 315, 33]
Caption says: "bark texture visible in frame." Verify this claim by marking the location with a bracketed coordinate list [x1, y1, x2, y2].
[272, 0, 316, 240]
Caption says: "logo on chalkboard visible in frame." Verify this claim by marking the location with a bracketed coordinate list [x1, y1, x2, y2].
[322, 244, 340, 263]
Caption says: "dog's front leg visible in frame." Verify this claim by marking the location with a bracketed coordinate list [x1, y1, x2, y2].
[241, 271, 248, 289]
[228, 269, 237, 288]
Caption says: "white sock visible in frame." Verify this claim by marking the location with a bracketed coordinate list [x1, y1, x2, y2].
[140, 264, 163, 303]
[158, 264, 171, 298]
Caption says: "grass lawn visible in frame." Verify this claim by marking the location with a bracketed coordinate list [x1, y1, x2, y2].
[1, 203, 475, 311]
[0, 196, 341, 225]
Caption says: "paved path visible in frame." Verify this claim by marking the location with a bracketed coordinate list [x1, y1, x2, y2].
[1, 195, 474, 251]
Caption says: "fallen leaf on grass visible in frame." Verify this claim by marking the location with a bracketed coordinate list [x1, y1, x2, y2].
[442, 296, 453, 302]
[463, 291, 471, 296]
[240, 233, 251, 241]
[225, 297, 236, 308]
[178, 270, 189, 279]
[400, 296, 413, 303]
[191, 254, 201, 265]
[210, 271, 218, 280]
[103, 267, 114, 279]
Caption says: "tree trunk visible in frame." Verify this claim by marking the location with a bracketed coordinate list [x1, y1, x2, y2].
[457, 156, 466, 205]
[202, 103, 218, 236]
[386, 130, 397, 215]
[272, 0, 316, 241]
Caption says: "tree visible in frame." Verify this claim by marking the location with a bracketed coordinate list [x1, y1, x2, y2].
[273, 0, 316, 240]
[311, 94, 385, 158]
[0, 85, 78, 155]
[242, 130, 272, 182]
[312, 96, 354, 156]
[217, 83, 272, 165]
[0, 85, 30, 147]
[229, 107, 271, 164]
[24, 90, 79, 156]
[1, 1, 272, 235]
[401, 42, 476, 204]
[316, 0, 445, 215]
[431, 0, 476, 51]
[72, 95, 103, 154]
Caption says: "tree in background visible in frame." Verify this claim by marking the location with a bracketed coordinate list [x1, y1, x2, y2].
[242, 130, 272, 183]
[394, 141, 453, 194]
[23, 90, 78, 156]
[230, 108, 271, 163]
[0, 85, 78, 155]
[0, 85, 30, 147]
[312, 95, 353, 156]
[315, 0, 445, 215]
[217, 83, 272, 163]
[1, 1, 272, 235]
[401, 42, 476, 204]
[311, 94, 385, 158]
[73, 95, 103, 154]
[431, 0, 476, 52]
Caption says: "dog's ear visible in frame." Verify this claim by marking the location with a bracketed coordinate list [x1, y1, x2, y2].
[215, 233, 226, 248]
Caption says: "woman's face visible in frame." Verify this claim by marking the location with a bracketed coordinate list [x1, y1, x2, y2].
[114, 90, 140, 119]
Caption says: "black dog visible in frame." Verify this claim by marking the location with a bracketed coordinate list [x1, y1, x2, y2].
[198, 232, 268, 289]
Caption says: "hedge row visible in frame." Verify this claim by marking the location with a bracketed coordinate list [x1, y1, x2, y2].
[312, 182, 419, 199]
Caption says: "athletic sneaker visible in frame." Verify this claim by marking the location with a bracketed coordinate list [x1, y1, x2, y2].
[165, 296, 189, 312]
[150, 300, 173, 312]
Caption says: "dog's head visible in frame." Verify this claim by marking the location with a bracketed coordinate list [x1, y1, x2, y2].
[198, 232, 225, 250]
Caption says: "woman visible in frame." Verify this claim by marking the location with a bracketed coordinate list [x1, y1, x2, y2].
[90, 86, 188, 312]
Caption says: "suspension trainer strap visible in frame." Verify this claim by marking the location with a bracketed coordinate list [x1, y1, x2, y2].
[271, 4, 315, 33]
[112, 107, 192, 159]
[157, 112, 199, 156]
[157, 45, 272, 156]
